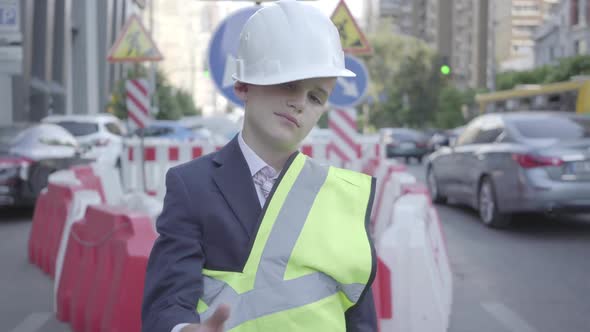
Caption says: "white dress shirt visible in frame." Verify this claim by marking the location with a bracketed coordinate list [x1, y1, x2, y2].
[171, 132, 278, 332]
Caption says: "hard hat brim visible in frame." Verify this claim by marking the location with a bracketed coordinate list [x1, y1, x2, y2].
[232, 67, 356, 86]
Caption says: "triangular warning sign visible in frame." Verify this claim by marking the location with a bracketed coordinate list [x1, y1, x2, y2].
[331, 0, 372, 55]
[107, 14, 163, 63]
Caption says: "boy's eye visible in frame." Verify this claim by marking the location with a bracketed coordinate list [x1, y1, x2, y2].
[309, 94, 322, 104]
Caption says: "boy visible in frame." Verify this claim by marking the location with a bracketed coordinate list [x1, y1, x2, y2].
[142, 1, 377, 331]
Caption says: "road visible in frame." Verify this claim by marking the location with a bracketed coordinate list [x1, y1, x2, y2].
[404, 161, 590, 332]
[2, 162, 590, 332]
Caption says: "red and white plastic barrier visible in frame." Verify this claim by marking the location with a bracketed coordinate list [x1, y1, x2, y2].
[376, 193, 452, 331]
[363, 158, 453, 332]
[55, 204, 156, 332]
[26, 120, 453, 331]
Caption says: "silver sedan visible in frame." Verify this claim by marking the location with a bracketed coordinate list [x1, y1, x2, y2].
[426, 111, 590, 228]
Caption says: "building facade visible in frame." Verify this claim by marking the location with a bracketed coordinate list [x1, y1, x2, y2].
[493, 0, 560, 72]
[535, 0, 590, 67]
[0, 0, 141, 125]
[148, 1, 251, 116]
[451, 0, 491, 89]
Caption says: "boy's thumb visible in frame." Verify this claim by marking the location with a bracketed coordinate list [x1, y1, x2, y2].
[203, 304, 230, 328]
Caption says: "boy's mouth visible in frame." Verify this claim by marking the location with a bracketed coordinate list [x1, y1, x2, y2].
[274, 112, 300, 128]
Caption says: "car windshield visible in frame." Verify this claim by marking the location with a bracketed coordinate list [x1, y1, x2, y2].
[390, 130, 425, 141]
[511, 116, 590, 140]
[137, 126, 175, 137]
[55, 121, 99, 136]
[0, 125, 29, 146]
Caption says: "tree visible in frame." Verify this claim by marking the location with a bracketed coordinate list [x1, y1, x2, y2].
[496, 55, 590, 90]
[176, 89, 200, 117]
[109, 66, 199, 121]
[363, 20, 439, 129]
[435, 86, 465, 128]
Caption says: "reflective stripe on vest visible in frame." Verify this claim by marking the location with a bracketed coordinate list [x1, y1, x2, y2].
[199, 153, 373, 330]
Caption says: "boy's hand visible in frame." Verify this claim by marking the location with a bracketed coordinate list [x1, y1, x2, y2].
[181, 304, 230, 332]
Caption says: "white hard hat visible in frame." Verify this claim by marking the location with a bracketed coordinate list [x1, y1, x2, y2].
[233, 0, 355, 85]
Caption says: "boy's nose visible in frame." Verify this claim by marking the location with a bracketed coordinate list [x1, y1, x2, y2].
[286, 93, 306, 113]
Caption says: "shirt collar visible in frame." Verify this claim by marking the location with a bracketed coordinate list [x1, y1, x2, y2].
[238, 132, 277, 177]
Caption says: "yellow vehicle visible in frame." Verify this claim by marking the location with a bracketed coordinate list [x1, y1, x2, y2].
[476, 79, 590, 115]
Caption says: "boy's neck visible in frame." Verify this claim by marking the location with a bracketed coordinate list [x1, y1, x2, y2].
[242, 130, 295, 171]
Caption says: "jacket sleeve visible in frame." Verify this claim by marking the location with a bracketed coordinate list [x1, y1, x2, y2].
[345, 286, 378, 332]
[141, 168, 204, 332]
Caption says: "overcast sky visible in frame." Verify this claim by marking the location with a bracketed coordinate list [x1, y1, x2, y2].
[220, 0, 364, 20]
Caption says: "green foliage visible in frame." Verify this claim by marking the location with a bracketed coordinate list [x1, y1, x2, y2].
[363, 21, 463, 129]
[496, 55, 590, 90]
[108, 65, 200, 121]
[435, 85, 467, 128]
[175, 89, 200, 116]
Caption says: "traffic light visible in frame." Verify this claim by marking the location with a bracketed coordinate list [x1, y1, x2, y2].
[439, 55, 451, 76]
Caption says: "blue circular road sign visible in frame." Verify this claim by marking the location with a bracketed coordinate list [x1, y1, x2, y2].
[208, 6, 259, 108]
[328, 55, 369, 109]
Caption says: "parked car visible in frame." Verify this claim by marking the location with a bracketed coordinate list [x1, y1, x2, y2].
[42, 114, 126, 167]
[379, 128, 430, 163]
[427, 126, 466, 152]
[0, 123, 89, 207]
[134, 121, 198, 141]
[426, 112, 590, 228]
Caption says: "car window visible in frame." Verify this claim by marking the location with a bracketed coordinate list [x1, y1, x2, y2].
[472, 129, 503, 144]
[0, 125, 30, 146]
[55, 121, 99, 136]
[139, 126, 174, 137]
[105, 122, 123, 136]
[511, 116, 590, 140]
[13, 125, 77, 149]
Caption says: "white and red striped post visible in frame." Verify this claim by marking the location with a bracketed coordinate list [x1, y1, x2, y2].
[125, 78, 151, 130]
[126, 78, 152, 192]
[328, 108, 361, 169]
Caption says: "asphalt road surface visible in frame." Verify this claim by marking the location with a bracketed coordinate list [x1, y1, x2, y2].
[2, 161, 590, 332]
[404, 160, 590, 332]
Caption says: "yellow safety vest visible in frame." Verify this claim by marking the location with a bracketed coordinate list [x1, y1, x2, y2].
[197, 153, 376, 331]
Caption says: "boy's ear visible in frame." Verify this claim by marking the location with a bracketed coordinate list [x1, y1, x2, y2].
[234, 81, 248, 102]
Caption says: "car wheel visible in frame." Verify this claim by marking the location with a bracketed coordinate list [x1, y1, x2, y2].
[427, 167, 447, 204]
[28, 164, 54, 197]
[478, 177, 511, 228]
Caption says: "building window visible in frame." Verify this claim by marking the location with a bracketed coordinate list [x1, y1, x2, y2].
[571, 0, 580, 26]
[575, 40, 587, 54]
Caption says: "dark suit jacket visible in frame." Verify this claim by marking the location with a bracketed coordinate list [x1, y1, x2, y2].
[141, 137, 377, 332]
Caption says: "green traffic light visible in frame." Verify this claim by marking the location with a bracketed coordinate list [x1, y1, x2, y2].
[440, 65, 451, 75]
[203, 70, 209, 78]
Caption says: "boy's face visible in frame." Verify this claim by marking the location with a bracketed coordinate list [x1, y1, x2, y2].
[235, 77, 337, 151]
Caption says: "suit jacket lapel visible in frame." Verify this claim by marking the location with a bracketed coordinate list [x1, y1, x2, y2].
[212, 136, 261, 239]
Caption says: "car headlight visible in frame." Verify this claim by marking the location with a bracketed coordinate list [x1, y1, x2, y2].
[19, 162, 29, 181]
[0, 165, 19, 179]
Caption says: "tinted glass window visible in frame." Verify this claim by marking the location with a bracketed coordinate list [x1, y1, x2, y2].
[12, 124, 77, 149]
[55, 121, 99, 136]
[138, 127, 174, 137]
[473, 128, 503, 144]
[382, 129, 425, 142]
[0, 124, 29, 146]
[511, 116, 590, 139]
[105, 122, 123, 136]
